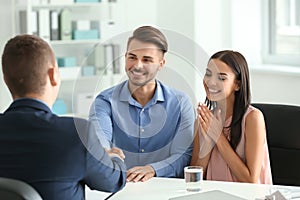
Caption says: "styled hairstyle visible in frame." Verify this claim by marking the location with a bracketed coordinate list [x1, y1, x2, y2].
[205, 50, 251, 149]
[2, 34, 55, 97]
[127, 26, 168, 54]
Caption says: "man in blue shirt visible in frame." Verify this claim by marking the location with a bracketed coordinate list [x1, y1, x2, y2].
[89, 26, 195, 182]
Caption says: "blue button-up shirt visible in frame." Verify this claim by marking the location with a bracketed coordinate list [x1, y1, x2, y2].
[89, 80, 194, 177]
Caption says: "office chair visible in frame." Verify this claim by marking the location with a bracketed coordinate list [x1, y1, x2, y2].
[0, 177, 42, 200]
[252, 103, 300, 186]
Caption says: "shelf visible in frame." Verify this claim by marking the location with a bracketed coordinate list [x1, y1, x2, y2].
[50, 39, 101, 45]
[13, 0, 121, 119]
[16, 3, 103, 11]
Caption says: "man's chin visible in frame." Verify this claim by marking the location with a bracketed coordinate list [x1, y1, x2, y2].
[129, 78, 154, 87]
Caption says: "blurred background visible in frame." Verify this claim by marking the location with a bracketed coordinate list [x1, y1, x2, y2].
[0, 0, 299, 117]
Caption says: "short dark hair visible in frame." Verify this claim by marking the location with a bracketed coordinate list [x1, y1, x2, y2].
[2, 34, 55, 97]
[127, 26, 168, 54]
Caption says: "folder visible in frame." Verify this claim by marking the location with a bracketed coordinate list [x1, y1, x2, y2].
[59, 9, 72, 40]
[19, 11, 38, 35]
[112, 44, 120, 74]
[50, 10, 59, 40]
[88, 44, 106, 75]
[104, 44, 114, 75]
[38, 9, 50, 41]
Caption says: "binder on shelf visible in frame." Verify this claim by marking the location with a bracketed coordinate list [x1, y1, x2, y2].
[59, 9, 72, 40]
[101, 44, 120, 75]
[88, 44, 106, 75]
[104, 44, 114, 75]
[38, 9, 50, 41]
[50, 10, 59, 40]
[90, 20, 100, 31]
[112, 44, 120, 74]
[19, 11, 38, 35]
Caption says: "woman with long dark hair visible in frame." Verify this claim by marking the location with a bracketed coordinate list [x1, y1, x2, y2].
[191, 50, 272, 184]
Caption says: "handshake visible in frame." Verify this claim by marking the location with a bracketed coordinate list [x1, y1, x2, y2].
[105, 147, 126, 161]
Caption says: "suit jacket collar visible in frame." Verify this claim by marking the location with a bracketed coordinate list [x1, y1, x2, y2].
[5, 98, 52, 114]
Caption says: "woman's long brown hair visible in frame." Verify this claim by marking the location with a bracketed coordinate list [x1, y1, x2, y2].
[205, 50, 251, 149]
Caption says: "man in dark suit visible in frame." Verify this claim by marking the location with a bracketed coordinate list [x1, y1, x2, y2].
[0, 34, 126, 200]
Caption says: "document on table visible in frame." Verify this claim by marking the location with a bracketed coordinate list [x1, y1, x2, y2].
[169, 190, 246, 200]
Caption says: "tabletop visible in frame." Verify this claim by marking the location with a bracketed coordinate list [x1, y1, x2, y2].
[86, 177, 300, 200]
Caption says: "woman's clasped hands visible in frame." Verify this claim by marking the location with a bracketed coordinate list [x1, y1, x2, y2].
[196, 103, 224, 145]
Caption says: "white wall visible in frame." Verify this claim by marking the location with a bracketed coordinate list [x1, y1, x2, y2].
[194, 0, 300, 106]
[0, 0, 299, 112]
[0, 0, 14, 111]
[250, 67, 300, 106]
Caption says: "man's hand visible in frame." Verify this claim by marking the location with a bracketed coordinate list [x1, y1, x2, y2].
[126, 165, 155, 182]
[105, 147, 125, 160]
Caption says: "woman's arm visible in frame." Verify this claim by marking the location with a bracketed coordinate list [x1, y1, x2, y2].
[216, 109, 266, 183]
[190, 116, 213, 177]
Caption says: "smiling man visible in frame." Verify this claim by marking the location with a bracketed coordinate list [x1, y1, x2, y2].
[89, 26, 195, 182]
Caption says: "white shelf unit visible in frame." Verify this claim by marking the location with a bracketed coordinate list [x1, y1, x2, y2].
[13, 0, 124, 117]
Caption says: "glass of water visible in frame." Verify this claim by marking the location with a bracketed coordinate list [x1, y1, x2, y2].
[184, 166, 203, 192]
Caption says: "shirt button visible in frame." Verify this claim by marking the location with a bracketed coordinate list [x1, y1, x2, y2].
[141, 149, 144, 152]
[141, 128, 144, 133]
[141, 108, 144, 112]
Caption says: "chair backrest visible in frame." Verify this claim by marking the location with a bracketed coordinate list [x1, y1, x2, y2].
[0, 177, 42, 200]
[252, 103, 300, 186]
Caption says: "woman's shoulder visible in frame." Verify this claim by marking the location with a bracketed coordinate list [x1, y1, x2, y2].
[244, 105, 265, 128]
[246, 105, 264, 120]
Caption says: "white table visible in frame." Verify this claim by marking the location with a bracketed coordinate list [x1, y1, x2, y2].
[86, 177, 300, 200]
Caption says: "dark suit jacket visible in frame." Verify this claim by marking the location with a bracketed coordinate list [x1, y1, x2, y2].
[0, 98, 126, 200]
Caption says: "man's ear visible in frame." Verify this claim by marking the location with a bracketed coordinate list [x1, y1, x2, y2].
[158, 58, 166, 70]
[48, 67, 59, 86]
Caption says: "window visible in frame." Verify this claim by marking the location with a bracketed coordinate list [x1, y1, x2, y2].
[264, 0, 300, 66]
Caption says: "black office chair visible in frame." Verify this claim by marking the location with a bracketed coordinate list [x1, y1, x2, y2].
[0, 177, 42, 200]
[252, 103, 300, 186]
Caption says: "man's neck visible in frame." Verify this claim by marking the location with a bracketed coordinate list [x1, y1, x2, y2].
[129, 81, 156, 107]
[13, 93, 53, 108]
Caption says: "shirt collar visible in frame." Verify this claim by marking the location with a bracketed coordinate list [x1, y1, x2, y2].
[119, 80, 165, 106]
[14, 97, 50, 107]
[6, 98, 52, 113]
